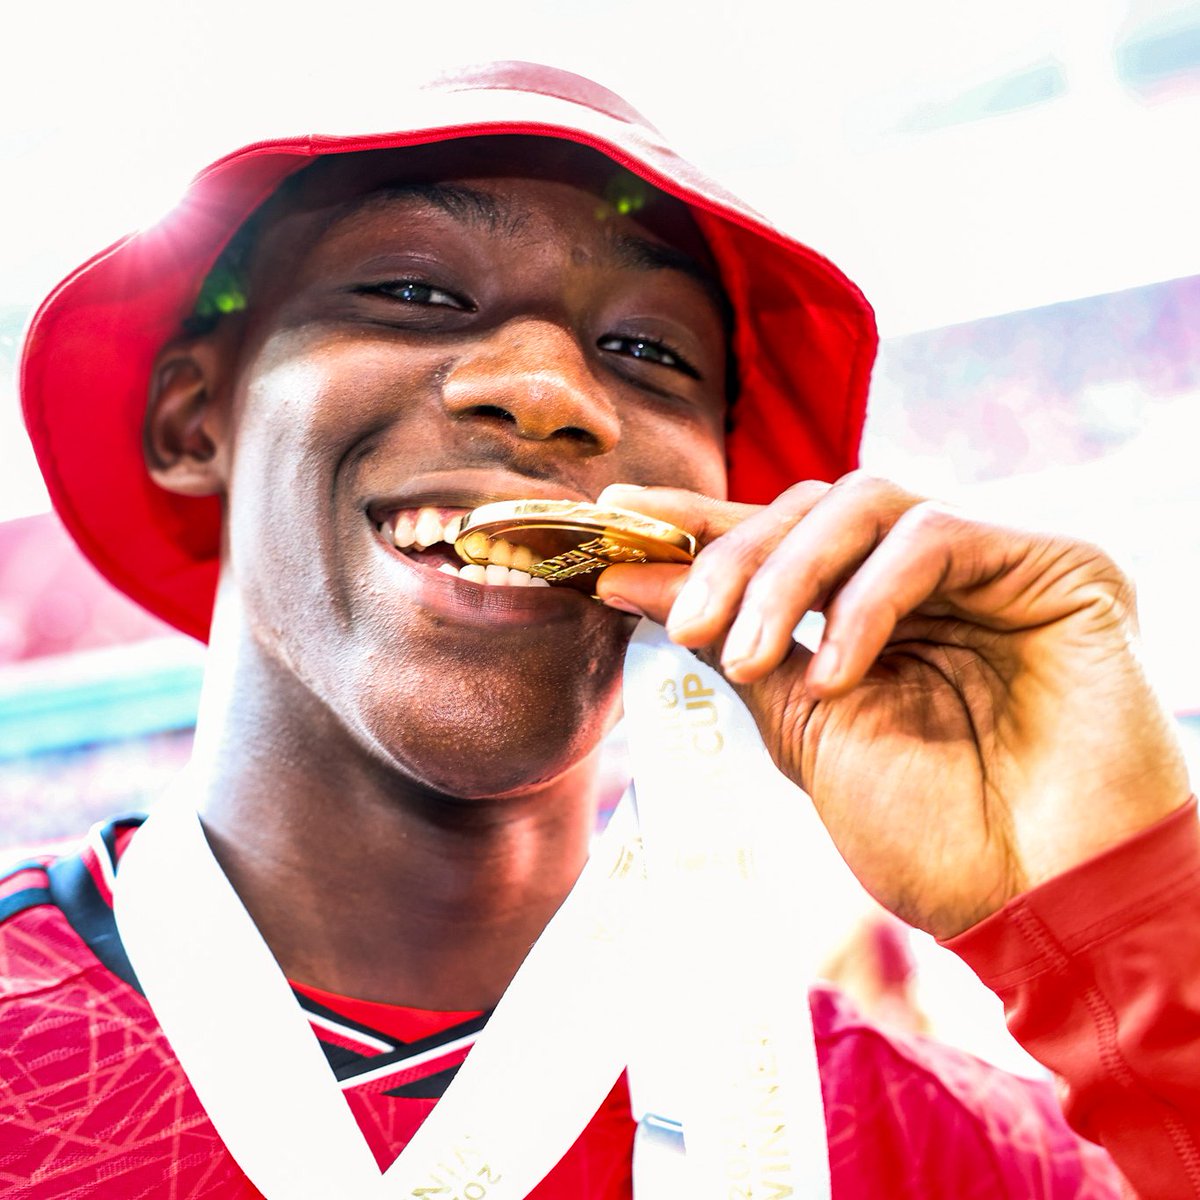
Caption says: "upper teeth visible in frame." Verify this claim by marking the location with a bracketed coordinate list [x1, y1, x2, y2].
[379, 507, 550, 589]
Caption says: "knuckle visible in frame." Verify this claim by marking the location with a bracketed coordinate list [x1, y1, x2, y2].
[892, 499, 959, 541]
[691, 523, 760, 578]
[1062, 540, 1138, 621]
[831, 469, 914, 504]
[743, 544, 831, 616]
[780, 478, 831, 508]
[739, 565, 781, 611]
[695, 509, 794, 578]
[831, 468, 886, 496]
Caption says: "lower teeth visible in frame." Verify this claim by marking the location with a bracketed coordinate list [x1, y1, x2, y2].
[436, 562, 549, 588]
[379, 522, 548, 588]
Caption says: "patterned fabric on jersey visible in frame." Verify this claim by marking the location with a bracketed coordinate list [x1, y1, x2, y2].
[0, 818, 1121, 1199]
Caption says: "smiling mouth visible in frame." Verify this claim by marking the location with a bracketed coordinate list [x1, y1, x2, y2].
[375, 506, 552, 588]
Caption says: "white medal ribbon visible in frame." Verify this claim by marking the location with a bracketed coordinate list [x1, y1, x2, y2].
[623, 621, 831, 1200]
[113, 619, 832, 1200]
[115, 777, 645, 1199]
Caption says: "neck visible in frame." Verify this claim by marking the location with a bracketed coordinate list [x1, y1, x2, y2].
[185, 584, 617, 1011]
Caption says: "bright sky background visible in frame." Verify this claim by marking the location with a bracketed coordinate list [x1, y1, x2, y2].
[3, 0, 1199, 325]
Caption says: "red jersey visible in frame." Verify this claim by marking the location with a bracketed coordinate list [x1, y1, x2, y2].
[0, 816, 1121, 1198]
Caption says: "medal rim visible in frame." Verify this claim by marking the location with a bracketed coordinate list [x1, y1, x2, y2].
[454, 500, 698, 569]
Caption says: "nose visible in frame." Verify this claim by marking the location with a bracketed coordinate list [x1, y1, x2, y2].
[441, 320, 621, 455]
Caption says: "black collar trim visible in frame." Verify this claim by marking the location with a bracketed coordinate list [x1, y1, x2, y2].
[44, 815, 489, 1095]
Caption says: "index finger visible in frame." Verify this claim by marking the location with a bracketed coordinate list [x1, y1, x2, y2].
[595, 484, 761, 546]
[594, 480, 831, 641]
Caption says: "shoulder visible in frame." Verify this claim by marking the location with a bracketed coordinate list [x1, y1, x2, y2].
[0, 817, 147, 1013]
[810, 984, 1121, 1196]
[0, 822, 210, 1191]
[0, 852, 87, 1000]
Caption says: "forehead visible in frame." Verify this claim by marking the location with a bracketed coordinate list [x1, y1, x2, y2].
[248, 136, 722, 294]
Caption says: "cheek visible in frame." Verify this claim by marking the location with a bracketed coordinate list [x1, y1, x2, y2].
[619, 409, 728, 499]
[700, 437, 729, 500]
[228, 344, 347, 508]
[227, 359, 338, 574]
[226, 329, 434, 539]
[234, 335, 394, 457]
[222, 343, 385, 657]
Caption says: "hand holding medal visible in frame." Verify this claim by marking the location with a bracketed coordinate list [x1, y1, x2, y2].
[459, 496, 835, 1199]
[579, 477, 1190, 941]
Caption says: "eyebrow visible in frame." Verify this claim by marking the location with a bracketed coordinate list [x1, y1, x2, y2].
[607, 231, 729, 318]
[334, 182, 731, 325]
[340, 182, 531, 238]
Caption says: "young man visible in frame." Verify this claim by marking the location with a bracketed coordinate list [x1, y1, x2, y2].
[6, 62, 1199, 1198]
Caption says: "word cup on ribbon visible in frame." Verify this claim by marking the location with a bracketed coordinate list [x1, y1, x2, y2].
[623, 620, 833, 1200]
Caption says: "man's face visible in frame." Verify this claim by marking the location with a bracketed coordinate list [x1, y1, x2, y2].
[205, 139, 729, 798]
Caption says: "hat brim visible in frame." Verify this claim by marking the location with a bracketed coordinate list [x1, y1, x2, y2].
[21, 75, 876, 644]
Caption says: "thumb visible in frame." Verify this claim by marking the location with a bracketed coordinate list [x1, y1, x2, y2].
[595, 561, 689, 627]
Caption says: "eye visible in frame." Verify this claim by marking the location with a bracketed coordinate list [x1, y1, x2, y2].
[361, 280, 472, 310]
[597, 334, 700, 380]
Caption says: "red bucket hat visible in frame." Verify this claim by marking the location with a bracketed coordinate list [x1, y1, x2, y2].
[20, 62, 876, 644]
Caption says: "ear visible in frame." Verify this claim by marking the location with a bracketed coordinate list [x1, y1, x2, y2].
[143, 333, 234, 498]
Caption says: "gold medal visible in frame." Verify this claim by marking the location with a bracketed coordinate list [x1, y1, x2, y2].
[455, 499, 697, 591]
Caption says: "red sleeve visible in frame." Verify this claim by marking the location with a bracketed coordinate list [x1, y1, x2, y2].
[944, 797, 1200, 1200]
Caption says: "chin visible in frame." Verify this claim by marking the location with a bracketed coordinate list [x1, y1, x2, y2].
[396, 737, 603, 802]
[377, 707, 616, 803]
[354, 647, 624, 803]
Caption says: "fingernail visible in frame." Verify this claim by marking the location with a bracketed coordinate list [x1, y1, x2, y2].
[810, 641, 840, 686]
[667, 579, 711, 632]
[721, 611, 762, 670]
[597, 483, 646, 504]
[603, 595, 647, 618]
